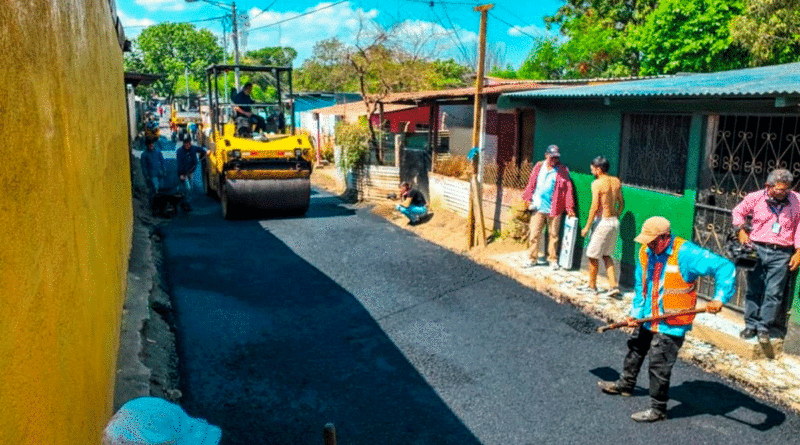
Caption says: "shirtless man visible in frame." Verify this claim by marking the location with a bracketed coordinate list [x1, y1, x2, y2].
[580, 156, 624, 296]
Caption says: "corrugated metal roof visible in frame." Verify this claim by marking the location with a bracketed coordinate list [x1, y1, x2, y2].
[500, 63, 800, 102]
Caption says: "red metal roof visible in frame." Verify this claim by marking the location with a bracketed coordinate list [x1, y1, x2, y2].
[309, 102, 415, 116]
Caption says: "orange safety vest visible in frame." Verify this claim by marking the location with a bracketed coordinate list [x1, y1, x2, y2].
[638, 237, 698, 330]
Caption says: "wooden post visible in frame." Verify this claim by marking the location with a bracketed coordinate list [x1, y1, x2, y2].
[323, 423, 337, 445]
[468, 4, 492, 248]
[378, 102, 385, 164]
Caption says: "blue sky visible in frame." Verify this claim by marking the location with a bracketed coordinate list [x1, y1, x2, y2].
[119, 0, 563, 69]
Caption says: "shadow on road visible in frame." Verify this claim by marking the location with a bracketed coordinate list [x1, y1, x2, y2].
[589, 367, 786, 430]
[163, 207, 481, 444]
[669, 380, 785, 430]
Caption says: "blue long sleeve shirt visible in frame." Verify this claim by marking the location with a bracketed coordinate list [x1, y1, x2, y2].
[176, 145, 206, 176]
[140, 149, 165, 181]
[632, 236, 736, 337]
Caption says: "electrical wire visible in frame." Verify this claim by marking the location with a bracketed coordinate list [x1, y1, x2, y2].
[435, 4, 472, 64]
[489, 12, 539, 40]
[249, 0, 348, 32]
[251, 0, 279, 20]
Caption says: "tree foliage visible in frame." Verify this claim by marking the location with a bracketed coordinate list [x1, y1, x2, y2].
[631, 0, 748, 75]
[730, 0, 800, 65]
[295, 38, 357, 92]
[500, 0, 795, 80]
[537, 0, 659, 78]
[244, 46, 298, 66]
[124, 23, 223, 98]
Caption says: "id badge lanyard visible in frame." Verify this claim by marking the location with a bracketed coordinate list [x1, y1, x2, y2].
[768, 200, 785, 234]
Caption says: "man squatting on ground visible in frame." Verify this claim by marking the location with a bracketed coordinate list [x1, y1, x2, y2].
[521, 144, 575, 269]
[732, 168, 800, 342]
[140, 140, 166, 208]
[396, 182, 428, 224]
[176, 135, 207, 212]
[580, 156, 624, 297]
[599, 216, 734, 422]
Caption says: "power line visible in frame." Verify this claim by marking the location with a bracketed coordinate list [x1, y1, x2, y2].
[251, 0, 279, 20]
[437, 4, 472, 64]
[496, 4, 536, 31]
[489, 12, 539, 40]
[249, 1, 348, 32]
[405, 0, 479, 5]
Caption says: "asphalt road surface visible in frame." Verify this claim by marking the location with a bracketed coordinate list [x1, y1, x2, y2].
[159, 176, 800, 444]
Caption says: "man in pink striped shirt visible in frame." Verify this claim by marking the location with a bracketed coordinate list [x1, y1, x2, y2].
[732, 169, 800, 342]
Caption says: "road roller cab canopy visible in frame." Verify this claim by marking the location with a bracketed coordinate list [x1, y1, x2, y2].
[205, 65, 296, 138]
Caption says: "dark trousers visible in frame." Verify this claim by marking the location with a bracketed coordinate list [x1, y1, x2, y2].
[746, 243, 793, 335]
[618, 326, 684, 413]
[249, 114, 267, 132]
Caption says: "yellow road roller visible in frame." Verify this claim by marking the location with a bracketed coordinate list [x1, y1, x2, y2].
[202, 65, 314, 219]
[170, 95, 203, 142]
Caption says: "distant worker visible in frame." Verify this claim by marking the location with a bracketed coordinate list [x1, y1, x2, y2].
[233, 82, 267, 133]
[396, 182, 428, 225]
[140, 140, 166, 209]
[598, 216, 734, 423]
[521, 144, 576, 269]
[732, 168, 800, 342]
[580, 156, 624, 297]
[176, 135, 207, 212]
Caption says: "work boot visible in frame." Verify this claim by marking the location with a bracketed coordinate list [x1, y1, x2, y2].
[630, 408, 667, 423]
[598, 381, 632, 397]
[739, 328, 757, 339]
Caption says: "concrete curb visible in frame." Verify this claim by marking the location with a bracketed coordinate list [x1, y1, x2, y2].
[114, 146, 181, 412]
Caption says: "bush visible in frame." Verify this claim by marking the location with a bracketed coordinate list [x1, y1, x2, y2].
[335, 120, 371, 170]
[433, 154, 472, 180]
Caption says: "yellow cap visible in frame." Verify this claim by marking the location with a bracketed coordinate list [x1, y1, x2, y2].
[634, 216, 671, 244]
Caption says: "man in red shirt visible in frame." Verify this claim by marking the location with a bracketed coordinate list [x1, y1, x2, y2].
[732, 168, 800, 342]
[521, 145, 576, 269]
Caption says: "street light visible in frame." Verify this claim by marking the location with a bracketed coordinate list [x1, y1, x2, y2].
[186, 0, 240, 90]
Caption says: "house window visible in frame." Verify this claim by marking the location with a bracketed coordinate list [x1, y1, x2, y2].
[620, 113, 692, 194]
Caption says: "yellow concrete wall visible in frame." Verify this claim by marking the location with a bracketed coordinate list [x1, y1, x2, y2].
[0, 1, 132, 443]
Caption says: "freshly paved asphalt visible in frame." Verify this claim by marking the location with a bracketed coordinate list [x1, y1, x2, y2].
[159, 165, 800, 444]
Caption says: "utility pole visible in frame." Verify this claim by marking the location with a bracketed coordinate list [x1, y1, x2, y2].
[468, 4, 492, 248]
[231, 1, 240, 90]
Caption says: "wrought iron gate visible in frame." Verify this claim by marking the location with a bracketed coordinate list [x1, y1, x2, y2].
[693, 114, 800, 309]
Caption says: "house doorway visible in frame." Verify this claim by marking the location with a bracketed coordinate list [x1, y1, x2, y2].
[694, 114, 800, 309]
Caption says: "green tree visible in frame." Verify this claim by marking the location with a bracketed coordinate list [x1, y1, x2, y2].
[132, 23, 223, 97]
[537, 0, 658, 78]
[730, 0, 800, 65]
[244, 46, 298, 66]
[427, 59, 470, 88]
[631, 0, 748, 75]
[489, 64, 518, 79]
[295, 38, 357, 92]
[517, 37, 563, 79]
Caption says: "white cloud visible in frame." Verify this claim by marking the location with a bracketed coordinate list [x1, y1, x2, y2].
[118, 10, 156, 28]
[135, 0, 188, 13]
[238, 2, 476, 64]
[507, 24, 550, 39]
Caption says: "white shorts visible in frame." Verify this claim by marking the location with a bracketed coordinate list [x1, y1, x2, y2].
[586, 217, 619, 259]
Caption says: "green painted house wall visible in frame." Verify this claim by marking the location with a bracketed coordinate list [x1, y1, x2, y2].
[532, 105, 702, 281]
[527, 98, 800, 327]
